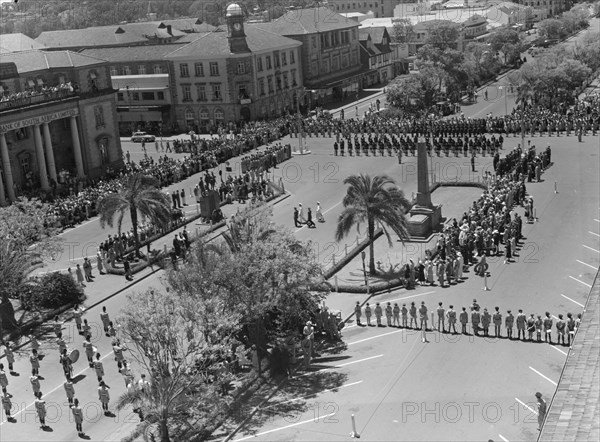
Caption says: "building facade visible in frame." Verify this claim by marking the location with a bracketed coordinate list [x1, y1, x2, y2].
[359, 27, 394, 87]
[166, 4, 303, 133]
[0, 51, 122, 205]
[258, 7, 363, 105]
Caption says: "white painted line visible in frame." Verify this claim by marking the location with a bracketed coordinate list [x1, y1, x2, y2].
[498, 434, 510, 442]
[515, 397, 538, 415]
[577, 259, 598, 270]
[294, 201, 342, 234]
[529, 366, 558, 386]
[561, 294, 585, 308]
[583, 245, 600, 253]
[262, 381, 363, 409]
[551, 346, 568, 356]
[589, 231, 600, 238]
[383, 290, 437, 305]
[347, 330, 403, 346]
[298, 354, 384, 377]
[345, 324, 358, 329]
[594, 219, 600, 223]
[552, 315, 559, 320]
[569, 275, 592, 288]
[233, 412, 337, 442]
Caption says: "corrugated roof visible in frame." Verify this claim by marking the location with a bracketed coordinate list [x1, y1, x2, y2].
[257, 7, 359, 35]
[0, 33, 46, 52]
[80, 44, 187, 62]
[36, 26, 148, 48]
[0, 50, 106, 73]
[165, 26, 301, 58]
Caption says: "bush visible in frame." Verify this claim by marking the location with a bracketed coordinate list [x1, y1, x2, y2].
[22, 272, 83, 310]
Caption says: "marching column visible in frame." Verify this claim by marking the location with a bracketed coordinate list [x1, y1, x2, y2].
[42, 122, 57, 182]
[0, 133, 16, 203]
[33, 124, 50, 191]
[70, 116, 85, 178]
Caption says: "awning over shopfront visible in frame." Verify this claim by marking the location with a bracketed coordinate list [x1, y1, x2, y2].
[117, 105, 166, 122]
[111, 74, 170, 92]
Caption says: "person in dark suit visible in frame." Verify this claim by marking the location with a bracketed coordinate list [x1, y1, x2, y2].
[294, 207, 301, 228]
[306, 208, 316, 228]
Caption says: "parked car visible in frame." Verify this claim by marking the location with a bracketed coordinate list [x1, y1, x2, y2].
[131, 131, 155, 143]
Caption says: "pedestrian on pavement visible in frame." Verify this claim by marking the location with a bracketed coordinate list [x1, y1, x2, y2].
[536, 392, 547, 431]
[385, 302, 393, 327]
[75, 264, 85, 287]
[64, 379, 75, 405]
[306, 208, 316, 228]
[409, 302, 418, 328]
[506, 310, 515, 339]
[419, 302, 428, 342]
[460, 307, 469, 334]
[122, 361, 134, 388]
[2, 392, 13, 422]
[556, 314, 566, 346]
[53, 315, 63, 338]
[30, 334, 41, 354]
[447, 305, 457, 334]
[71, 398, 84, 436]
[354, 301, 362, 326]
[365, 303, 372, 326]
[0, 364, 9, 395]
[83, 257, 94, 282]
[113, 340, 125, 372]
[94, 353, 105, 382]
[73, 304, 84, 334]
[393, 303, 400, 327]
[543, 312, 553, 344]
[57, 336, 67, 356]
[437, 302, 446, 332]
[3, 343, 15, 374]
[471, 308, 481, 336]
[30, 370, 41, 397]
[516, 310, 526, 340]
[30, 349, 40, 376]
[123, 258, 132, 281]
[298, 203, 306, 224]
[34, 391, 47, 429]
[375, 303, 383, 327]
[316, 202, 325, 222]
[401, 303, 408, 328]
[293, 207, 301, 227]
[493, 307, 502, 337]
[301, 336, 312, 370]
[108, 322, 117, 340]
[98, 381, 111, 415]
[97, 251, 105, 275]
[100, 306, 111, 337]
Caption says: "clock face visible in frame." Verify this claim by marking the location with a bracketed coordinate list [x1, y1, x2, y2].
[234, 22, 242, 31]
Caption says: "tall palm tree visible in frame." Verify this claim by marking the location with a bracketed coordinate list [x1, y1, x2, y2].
[98, 174, 172, 258]
[335, 174, 411, 275]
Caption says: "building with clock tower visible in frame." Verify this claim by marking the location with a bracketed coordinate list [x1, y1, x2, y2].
[226, 3, 250, 54]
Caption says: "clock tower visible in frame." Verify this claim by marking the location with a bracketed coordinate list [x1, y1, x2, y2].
[226, 3, 250, 53]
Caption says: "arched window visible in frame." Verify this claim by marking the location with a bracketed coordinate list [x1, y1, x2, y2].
[185, 108, 195, 122]
[199, 109, 209, 121]
[214, 108, 224, 123]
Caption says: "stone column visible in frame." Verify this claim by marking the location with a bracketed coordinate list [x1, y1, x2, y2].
[33, 124, 50, 191]
[70, 116, 85, 178]
[0, 169, 5, 206]
[42, 122, 57, 182]
[0, 133, 16, 202]
[415, 138, 432, 208]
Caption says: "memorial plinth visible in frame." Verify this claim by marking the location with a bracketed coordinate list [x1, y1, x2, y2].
[407, 140, 442, 239]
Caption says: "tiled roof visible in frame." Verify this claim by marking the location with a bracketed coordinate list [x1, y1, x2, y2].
[0, 50, 106, 73]
[176, 29, 226, 43]
[118, 22, 186, 38]
[165, 26, 301, 58]
[36, 26, 148, 48]
[0, 33, 46, 52]
[258, 7, 359, 35]
[80, 45, 187, 62]
[159, 18, 217, 33]
[359, 26, 387, 44]
[538, 271, 600, 442]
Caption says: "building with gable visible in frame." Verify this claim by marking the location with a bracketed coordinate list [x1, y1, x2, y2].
[0, 51, 122, 205]
[358, 26, 394, 87]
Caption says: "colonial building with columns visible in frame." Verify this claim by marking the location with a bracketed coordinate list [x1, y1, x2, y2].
[0, 50, 122, 205]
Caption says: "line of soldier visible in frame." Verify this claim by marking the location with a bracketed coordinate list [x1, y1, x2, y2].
[353, 300, 582, 346]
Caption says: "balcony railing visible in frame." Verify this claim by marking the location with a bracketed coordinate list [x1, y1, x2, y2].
[0, 89, 76, 111]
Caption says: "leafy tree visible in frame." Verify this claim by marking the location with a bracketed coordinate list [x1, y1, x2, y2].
[575, 31, 600, 71]
[537, 18, 564, 41]
[97, 173, 171, 258]
[116, 287, 232, 442]
[488, 28, 524, 65]
[335, 174, 411, 275]
[391, 18, 415, 44]
[424, 21, 460, 51]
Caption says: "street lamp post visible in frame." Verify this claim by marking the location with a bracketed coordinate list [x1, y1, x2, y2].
[499, 86, 508, 116]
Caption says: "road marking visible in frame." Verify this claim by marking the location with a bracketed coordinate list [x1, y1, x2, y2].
[561, 294, 585, 307]
[233, 412, 337, 442]
[551, 345, 568, 356]
[0, 349, 116, 425]
[594, 219, 600, 223]
[294, 201, 342, 233]
[498, 435, 509, 442]
[577, 259, 598, 270]
[515, 397, 538, 415]
[589, 231, 600, 238]
[261, 381, 363, 409]
[299, 354, 384, 377]
[569, 275, 592, 288]
[552, 315, 559, 320]
[347, 330, 403, 346]
[529, 366, 558, 386]
[583, 245, 600, 253]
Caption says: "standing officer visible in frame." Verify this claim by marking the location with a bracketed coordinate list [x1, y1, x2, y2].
[354, 302, 362, 326]
[471, 308, 481, 336]
[556, 314, 566, 345]
[505, 310, 515, 339]
[460, 307, 469, 334]
[481, 308, 491, 337]
[516, 309, 527, 340]
[419, 302, 428, 343]
[493, 307, 502, 338]
[375, 303, 383, 327]
[409, 302, 418, 329]
[566, 313, 576, 346]
[385, 302, 393, 327]
[536, 392, 547, 431]
[401, 303, 408, 328]
[543, 312, 553, 344]
[392, 303, 400, 327]
[446, 305, 457, 334]
[437, 302, 446, 333]
[365, 303, 372, 326]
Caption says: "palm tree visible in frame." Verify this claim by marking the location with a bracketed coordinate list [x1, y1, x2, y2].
[335, 174, 411, 275]
[97, 174, 172, 258]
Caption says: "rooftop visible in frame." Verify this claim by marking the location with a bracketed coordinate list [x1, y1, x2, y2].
[80, 44, 187, 62]
[0, 33, 46, 53]
[0, 50, 107, 74]
[258, 6, 359, 35]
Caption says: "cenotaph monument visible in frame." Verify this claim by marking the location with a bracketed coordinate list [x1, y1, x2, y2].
[406, 138, 443, 238]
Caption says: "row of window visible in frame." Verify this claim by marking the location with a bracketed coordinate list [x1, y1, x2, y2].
[257, 71, 298, 96]
[312, 29, 357, 49]
[311, 52, 358, 76]
[117, 91, 166, 101]
[180, 61, 220, 78]
[110, 65, 165, 76]
[256, 50, 296, 72]
[184, 108, 225, 122]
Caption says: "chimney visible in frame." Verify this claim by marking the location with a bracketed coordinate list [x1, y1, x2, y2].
[166, 25, 173, 36]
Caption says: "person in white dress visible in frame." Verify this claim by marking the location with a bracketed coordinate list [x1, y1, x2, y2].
[316, 201, 325, 222]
